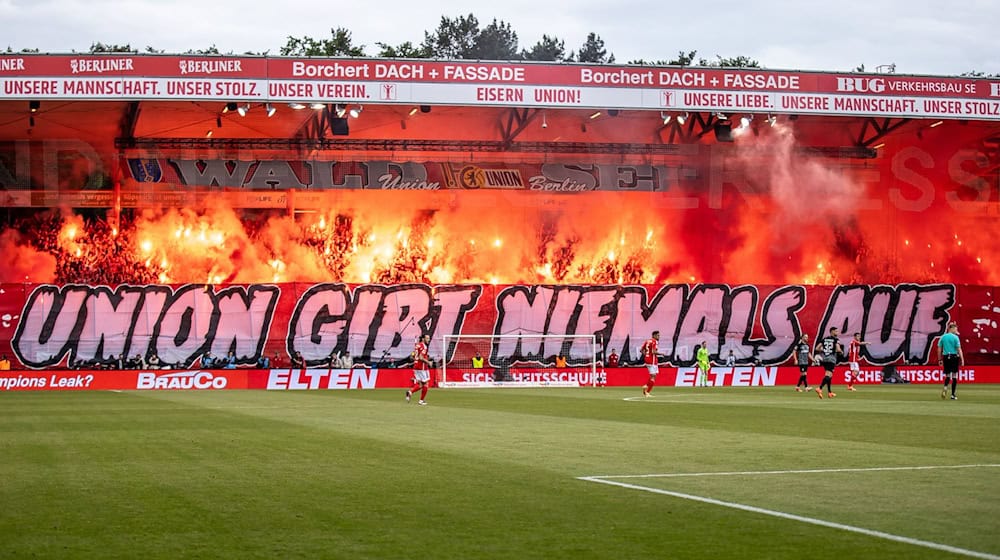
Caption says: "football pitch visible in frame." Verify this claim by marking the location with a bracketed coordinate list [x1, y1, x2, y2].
[2, 386, 999, 559]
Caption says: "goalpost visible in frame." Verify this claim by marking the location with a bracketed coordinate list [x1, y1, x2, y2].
[440, 334, 599, 388]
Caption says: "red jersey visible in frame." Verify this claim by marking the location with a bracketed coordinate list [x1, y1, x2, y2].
[641, 338, 659, 365]
[849, 339, 862, 362]
[413, 341, 430, 368]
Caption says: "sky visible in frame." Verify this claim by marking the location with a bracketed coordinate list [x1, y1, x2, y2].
[1, 0, 998, 76]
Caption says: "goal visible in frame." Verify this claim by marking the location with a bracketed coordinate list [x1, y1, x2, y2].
[440, 334, 598, 388]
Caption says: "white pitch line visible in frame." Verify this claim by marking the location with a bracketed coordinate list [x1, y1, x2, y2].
[591, 463, 1000, 479]
[578, 476, 1000, 560]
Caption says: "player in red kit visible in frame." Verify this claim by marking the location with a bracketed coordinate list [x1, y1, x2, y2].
[846, 332, 868, 391]
[406, 334, 432, 405]
[641, 331, 661, 397]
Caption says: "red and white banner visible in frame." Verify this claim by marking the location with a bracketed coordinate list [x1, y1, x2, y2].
[1, 282, 999, 374]
[1, 365, 997, 391]
[1, 55, 998, 119]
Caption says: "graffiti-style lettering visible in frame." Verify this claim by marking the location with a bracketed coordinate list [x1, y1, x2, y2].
[7, 282, 964, 370]
[13, 284, 279, 368]
[75, 286, 145, 364]
[13, 285, 90, 367]
[755, 286, 807, 363]
[818, 284, 954, 364]
[288, 284, 481, 366]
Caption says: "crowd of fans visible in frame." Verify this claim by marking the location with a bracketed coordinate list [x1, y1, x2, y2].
[58, 349, 373, 371]
[3, 208, 649, 286]
[11, 211, 161, 284]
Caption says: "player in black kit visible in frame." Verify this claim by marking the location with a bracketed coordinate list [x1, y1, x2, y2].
[814, 327, 843, 399]
[795, 333, 814, 392]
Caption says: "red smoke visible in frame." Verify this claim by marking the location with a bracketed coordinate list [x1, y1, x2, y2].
[0, 123, 996, 286]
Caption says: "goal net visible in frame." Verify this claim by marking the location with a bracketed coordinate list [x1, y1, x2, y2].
[440, 334, 598, 388]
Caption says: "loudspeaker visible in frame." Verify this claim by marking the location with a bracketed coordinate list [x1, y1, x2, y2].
[714, 123, 733, 142]
[331, 118, 349, 136]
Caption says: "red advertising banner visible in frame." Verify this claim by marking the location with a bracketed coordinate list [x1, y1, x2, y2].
[1, 282, 998, 375]
[2, 365, 997, 392]
[1, 55, 998, 119]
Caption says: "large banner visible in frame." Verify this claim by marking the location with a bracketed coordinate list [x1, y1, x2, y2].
[119, 159, 675, 193]
[1, 282, 998, 371]
[2, 365, 997, 392]
[1, 55, 998, 119]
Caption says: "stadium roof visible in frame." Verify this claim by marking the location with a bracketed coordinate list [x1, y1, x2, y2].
[0, 54, 996, 159]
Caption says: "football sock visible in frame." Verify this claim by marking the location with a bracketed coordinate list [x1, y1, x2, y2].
[420, 386, 428, 400]
[951, 379, 957, 395]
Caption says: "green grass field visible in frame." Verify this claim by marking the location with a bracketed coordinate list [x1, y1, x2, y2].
[2, 385, 999, 559]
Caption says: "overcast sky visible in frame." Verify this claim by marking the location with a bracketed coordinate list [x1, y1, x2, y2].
[2, 0, 998, 76]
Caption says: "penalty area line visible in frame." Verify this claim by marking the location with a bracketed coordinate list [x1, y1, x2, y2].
[576, 476, 1000, 560]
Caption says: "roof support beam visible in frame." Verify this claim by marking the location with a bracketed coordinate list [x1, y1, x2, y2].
[499, 108, 540, 149]
[116, 101, 141, 148]
[856, 117, 910, 147]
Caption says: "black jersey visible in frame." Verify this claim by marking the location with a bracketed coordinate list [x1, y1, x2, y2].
[795, 342, 811, 366]
[818, 335, 840, 364]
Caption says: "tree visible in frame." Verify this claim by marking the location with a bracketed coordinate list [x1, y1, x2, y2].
[469, 18, 519, 60]
[962, 70, 1000, 78]
[89, 42, 137, 53]
[670, 50, 698, 66]
[421, 14, 519, 60]
[576, 32, 614, 63]
[699, 54, 759, 68]
[280, 27, 366, 57]
[522, 34, 570, 62]
[422, 14, 481, 59]
[185, 45, 222, 55]
[376, 41, 431, 58]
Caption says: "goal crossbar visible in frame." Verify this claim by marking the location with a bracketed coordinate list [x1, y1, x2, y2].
[440, 334, 598, 388]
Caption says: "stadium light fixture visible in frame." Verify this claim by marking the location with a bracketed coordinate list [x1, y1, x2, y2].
[589, 111, 602, 119]
[205, 129, 213, 138]
[929, 120, 944, 128]
[766, 113, 777, 127]
[541, 112, 548, 128]
[739, 115, 753, 129]
[335, 104, 347, 118]
[348, 105, 362, 118]
[872, 142, 886, 150]
[661, 111, 671, 124]
[715, 112, 728, 121]
[29, 100, 40, 113]
[265, 103, 276, 117]
[237, 103, 249, 117]
[288, 103, 306, 110]
[408, 107, 420, 116]
[676, 112, 688, 125]
[310, 102, 326, 110]
[223, 102, 238, 114]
